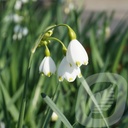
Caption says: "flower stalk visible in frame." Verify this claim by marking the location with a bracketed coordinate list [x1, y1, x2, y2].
[17, 23, 89, 128]
[17, 34, 43, 128]
[17, 52, 34, 128]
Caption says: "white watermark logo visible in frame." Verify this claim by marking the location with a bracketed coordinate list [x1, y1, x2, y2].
[75, 73, 127, 127]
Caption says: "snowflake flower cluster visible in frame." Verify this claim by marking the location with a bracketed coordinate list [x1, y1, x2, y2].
[39, 24, 88, 82]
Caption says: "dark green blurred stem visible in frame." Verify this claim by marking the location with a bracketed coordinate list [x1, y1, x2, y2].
[0, 83, 10, 128]
[17, 53, 34, 128]
[47, 37, 66, 48]
[112, 30, 128, 72]
[16, 27, 44, 128]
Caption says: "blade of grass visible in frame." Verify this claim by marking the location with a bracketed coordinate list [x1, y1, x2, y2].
[90, 29, 104, 70]
[42, 82, 60, 128]
[0, 85, 10, 128]
[41, 93, 73, 128]
[79, 76, 109, 128]
[0, 78, 19, 120]
[112, 29, 128, 72]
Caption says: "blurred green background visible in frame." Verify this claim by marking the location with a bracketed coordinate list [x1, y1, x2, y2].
[0, 0, 128, 128]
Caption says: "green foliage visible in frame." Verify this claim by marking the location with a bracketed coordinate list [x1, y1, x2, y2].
[0, 0, 128, 128]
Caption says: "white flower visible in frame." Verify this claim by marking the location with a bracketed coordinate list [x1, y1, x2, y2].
[0, 122, 5, 128]
[14, 25, 21, 33]
[22, 27, 28, 36]
[57, 57, 82, 82]
[66, 39, 88, 67]
[13, 14, 23, 23]
[13, 34, 17, 40]
[17, 32, 22, 40]
[51, 112, 58, 121]
[39, 56, 56, 77]
[14, 0, 22, 10]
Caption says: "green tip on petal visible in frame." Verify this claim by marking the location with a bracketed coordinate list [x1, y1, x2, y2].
[59, 76, 63, 82]
[69, 78, 73, 82]
[78, 73, 82, 78]
[76, 61, 81, 67]
[84, 61, 88, 65]
[69, 63, 72, 67]
[47, 72, 52, 77]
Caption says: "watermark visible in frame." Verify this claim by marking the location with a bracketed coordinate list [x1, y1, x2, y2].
[75, 73, 127, 127]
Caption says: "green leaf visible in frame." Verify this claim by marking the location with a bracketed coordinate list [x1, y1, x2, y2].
[41, 93, 73, 128]
[0, 86, 10, 128]
[112, 29, 128, 72]
[0, 79, 19, 121]
[79, 77, 109, 128]
[90, 29, 104, 70]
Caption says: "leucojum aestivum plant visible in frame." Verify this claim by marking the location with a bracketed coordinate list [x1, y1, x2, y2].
[17, 24, 109, 128]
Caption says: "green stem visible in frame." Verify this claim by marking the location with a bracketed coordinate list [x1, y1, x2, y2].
[47, 37, 67, 49]
[16, 23, 75, 128]
[16, 25, 57, 128]
[17, 34, 41, 128]
[46, 37, 67, 55]
[17, 53, 34, 128]
[43, 24, 71, 33]
[43, 24, 76, 40]
[56, 24, 76, 40]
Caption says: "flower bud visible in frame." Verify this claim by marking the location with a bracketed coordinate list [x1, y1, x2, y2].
[44, 29, 53, 38]
[51, 112, 58, 121]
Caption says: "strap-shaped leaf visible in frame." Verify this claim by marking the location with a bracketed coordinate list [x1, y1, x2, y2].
[41, 93, 73, 128]
[79, 77, 109, 128]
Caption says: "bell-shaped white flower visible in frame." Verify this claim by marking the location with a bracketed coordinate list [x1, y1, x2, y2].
[66, 39, 88, 67]
[39, 56, 56, 77]
[51, 112, 58, 122]
[57, 57, 82, 82]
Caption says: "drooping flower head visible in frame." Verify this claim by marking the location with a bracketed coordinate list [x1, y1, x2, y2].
[39, 56, 56, 77]
[66, 39, 88, 67]
[39, 45, 56, 77]
[38, 24, 88, 82]
[57, 57, 82, 82]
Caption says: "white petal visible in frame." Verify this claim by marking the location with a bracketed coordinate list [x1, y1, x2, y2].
[74, 67, 82, 78]
[57, 57, 78, 82]
[22, 27, 28, 36]
[39, 58, 45, 73]
[13, 14, 23, 23]
[39, 56, 56, 77]
[14, 1, 22, 10]
[14, 25, 21, 33]
[51, 112, 58, 121]
[66, 39, 88, 67]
